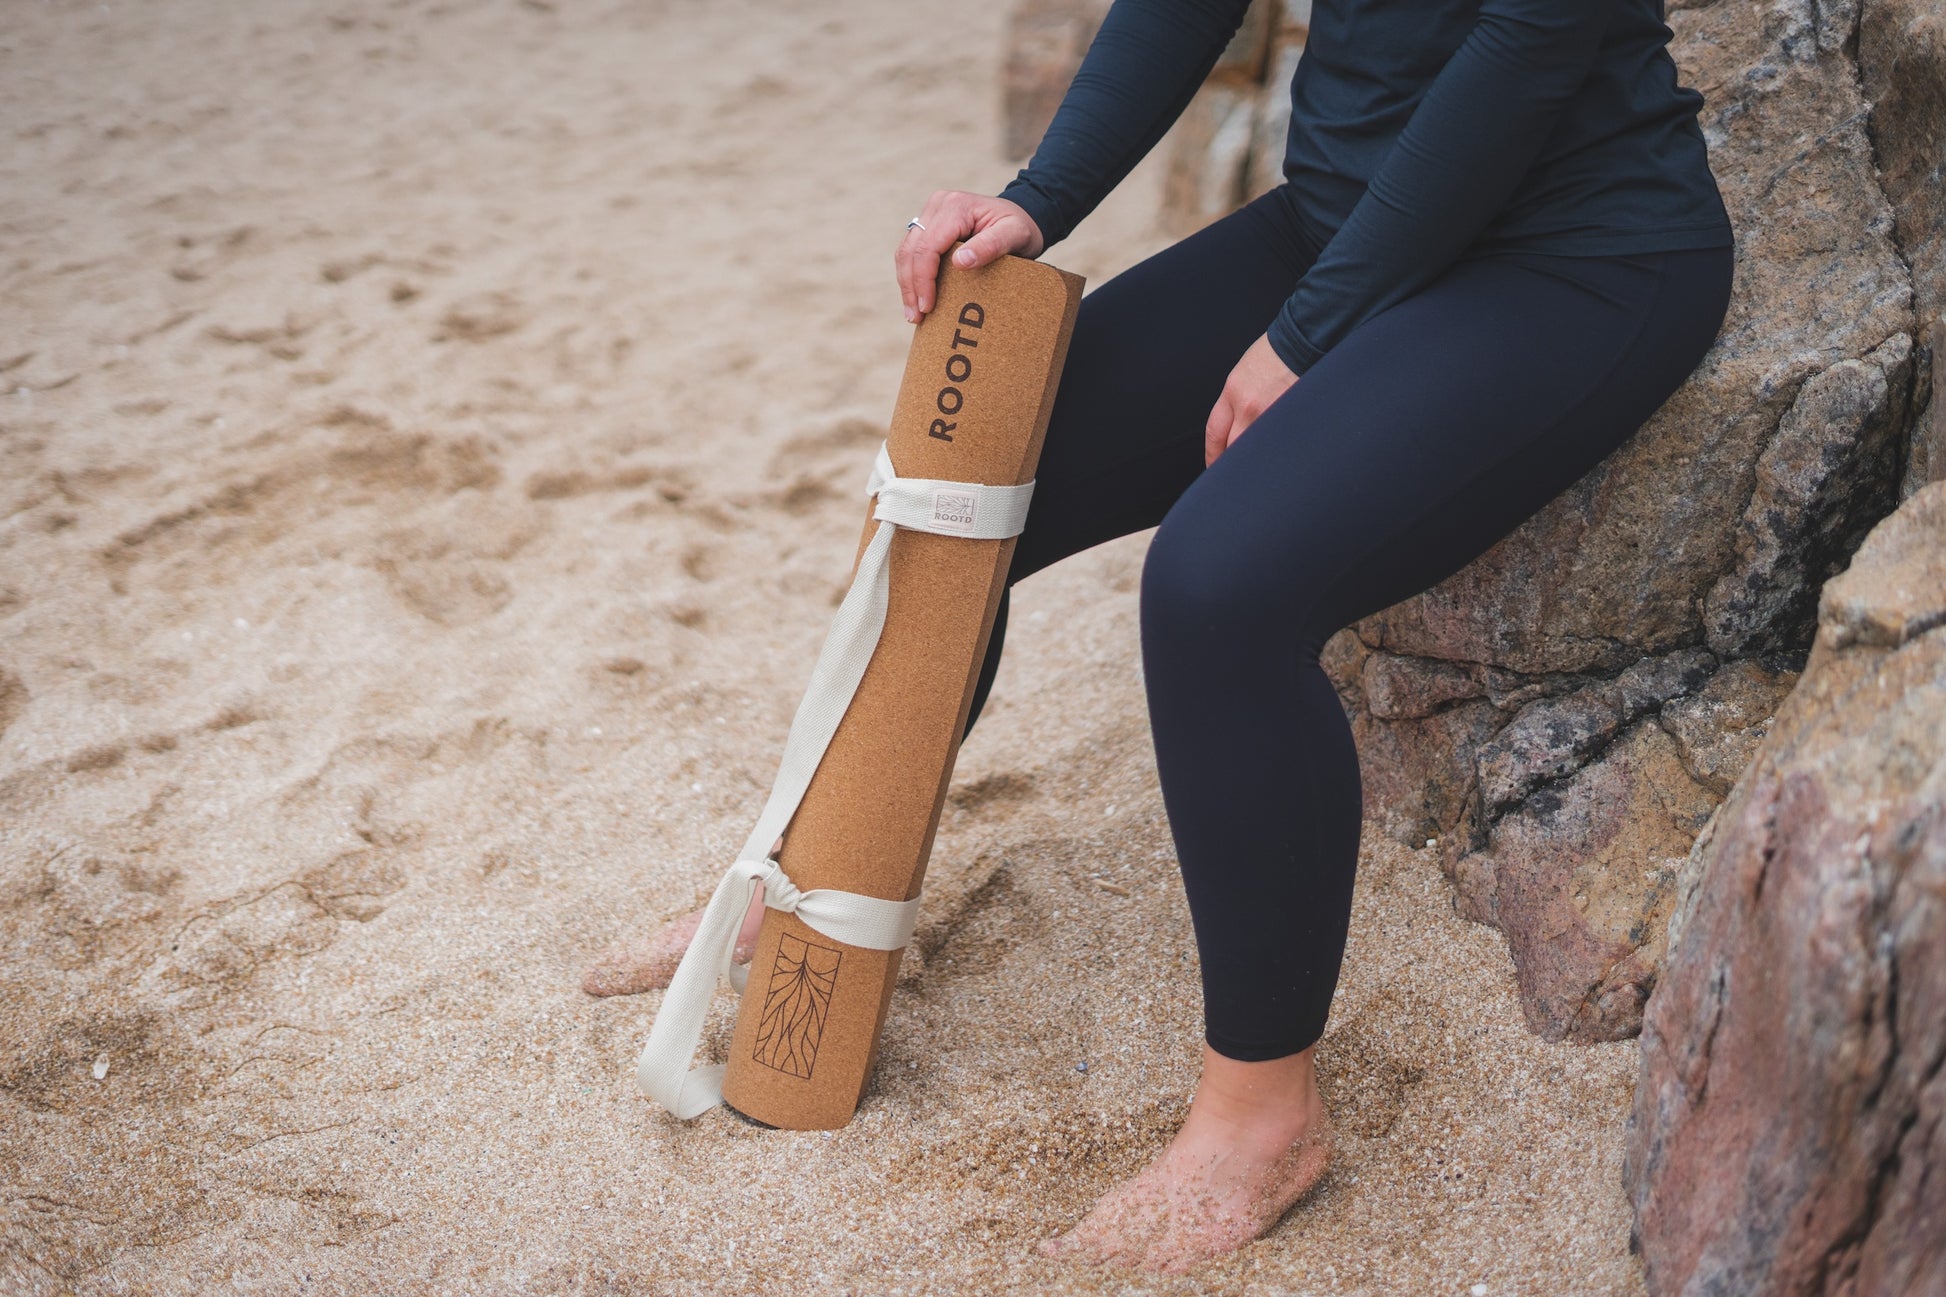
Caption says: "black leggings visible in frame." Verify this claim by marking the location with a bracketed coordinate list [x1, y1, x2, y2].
[959, 183, 1734, 1062]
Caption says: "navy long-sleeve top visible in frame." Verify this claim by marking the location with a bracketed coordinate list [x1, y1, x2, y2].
[998, 0, 1735, 376]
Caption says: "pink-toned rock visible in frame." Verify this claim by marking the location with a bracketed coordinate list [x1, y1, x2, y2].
[1625, 481, 1946, 1296]
[1454, 715, 1715, 1041]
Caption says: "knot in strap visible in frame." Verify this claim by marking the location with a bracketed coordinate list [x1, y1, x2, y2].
[755, 858, 802, 914]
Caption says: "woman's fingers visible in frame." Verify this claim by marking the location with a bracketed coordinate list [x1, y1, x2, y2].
[895, 191, 953, 320]
[1205, 392, 1236, 467]
[897, 192, 967, 320]
[895, 192, 1045, 321]
[951, 221, 1022, 271]
[1205, 336, 1299, 464]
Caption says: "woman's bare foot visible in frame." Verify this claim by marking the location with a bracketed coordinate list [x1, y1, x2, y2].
[581, 885, 768, 997]
[1039, 1044, 1333, 1274]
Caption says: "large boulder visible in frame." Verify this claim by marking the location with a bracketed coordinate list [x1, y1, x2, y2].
[1330, 0, 1922, 1040]
[1623, 480, 1946, 1296]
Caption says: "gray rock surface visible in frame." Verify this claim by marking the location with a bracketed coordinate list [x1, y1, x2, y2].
[1625, 480, 1946, 1297]
[1860, 0, 1944, 333]
[1859, 0, 1944, 501]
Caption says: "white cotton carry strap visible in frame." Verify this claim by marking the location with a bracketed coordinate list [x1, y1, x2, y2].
[636, 442, 1035, 1119]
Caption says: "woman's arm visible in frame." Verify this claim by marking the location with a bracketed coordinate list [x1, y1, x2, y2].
[1265, 0, 1616, 377]
[1000, 0, 1259, 249]
[897, 0, 1253, 322]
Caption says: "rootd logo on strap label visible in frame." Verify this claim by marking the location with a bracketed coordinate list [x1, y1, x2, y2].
[931, 489, 978, 533]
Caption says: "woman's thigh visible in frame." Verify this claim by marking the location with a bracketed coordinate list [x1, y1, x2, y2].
[1006, 185, 1321, 584]
[1139, 244, 1734, 645]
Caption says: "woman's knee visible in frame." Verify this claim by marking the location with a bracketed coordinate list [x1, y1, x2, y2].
[1140, 510, 1287, 644]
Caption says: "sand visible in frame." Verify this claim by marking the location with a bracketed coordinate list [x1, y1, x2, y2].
[1, 1, 1648, 1292]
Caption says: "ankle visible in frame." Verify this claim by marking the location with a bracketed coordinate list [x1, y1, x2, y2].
[1187, 1044, 1322, 1148]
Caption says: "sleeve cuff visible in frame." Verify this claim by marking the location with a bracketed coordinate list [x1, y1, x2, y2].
[1266, 305, 1324, 378]
[997, 178, 1067, 253]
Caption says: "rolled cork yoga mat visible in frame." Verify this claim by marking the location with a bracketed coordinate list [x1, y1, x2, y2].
[719, 249, 1084, 1130]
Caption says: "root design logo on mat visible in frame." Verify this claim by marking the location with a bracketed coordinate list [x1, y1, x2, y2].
[753, 934, 843, 1078]
[930, 488, 979, 532]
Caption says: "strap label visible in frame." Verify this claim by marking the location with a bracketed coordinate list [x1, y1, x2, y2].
[930, 489, 978, 533]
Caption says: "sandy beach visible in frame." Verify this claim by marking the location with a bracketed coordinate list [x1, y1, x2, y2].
[3, 1, 1648, 1291]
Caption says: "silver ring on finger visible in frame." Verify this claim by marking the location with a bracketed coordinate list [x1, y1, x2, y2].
[905, 218, 925, 231]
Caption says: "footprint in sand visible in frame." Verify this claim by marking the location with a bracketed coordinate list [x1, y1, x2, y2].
[9, 840, 181, 971]
[155, 886, 341, 999]
[679, 542, 718, 583]
[298, 848, 407, 923]
[149, 850, 406, 1002]
[764, 416, 883, 483]
[0, 665, 29, 737]
[765, 474, 843, 516]
[914, 851, 1049, 978]
[1317, 997, 1429, 1139]
[167, 224, 254, 283]
[948, 770, 1038, 815]
[434, 290, 525, 343]
[523, 463, 691, 503]
[65, 742, 127, 773]
[98, 416, 502, 594]
[372, 493, 537, 626]
[377, 554, 514, 625]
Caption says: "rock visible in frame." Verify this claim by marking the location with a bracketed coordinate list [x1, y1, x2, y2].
[1211, 0, 1275, 83]
[1157, 0, 1286, 236]
[1859, 0, 1945, 338]
[1658, 656, 1795, 795]
[1332, 0, 1923, 1038]
[1816, 478, 1946, 651]
[1473, 648, 1716, 815]
[999, 0, 1111, 163]
[1471, 720, 1717, 1040]
[1158, 80, 1261, 238]
[1357, 0, 1912, 670]
[1899, 315, 1943, 498]
[1625, 480, 1946, 1297]
[1703, 332, 1914, 655]
[1360, 651, 1485, 721]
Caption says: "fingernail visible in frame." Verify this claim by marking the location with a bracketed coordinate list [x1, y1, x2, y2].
[954, 248, 975, 266]
[904, 307, 917, 323]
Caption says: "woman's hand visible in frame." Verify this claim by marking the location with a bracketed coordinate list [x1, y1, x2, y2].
[896, 191, 1045, 323]
[1205, 334, 1299, 467]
